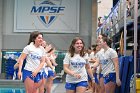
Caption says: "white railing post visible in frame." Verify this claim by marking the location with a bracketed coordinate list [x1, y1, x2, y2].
[134, 0, 138, 93]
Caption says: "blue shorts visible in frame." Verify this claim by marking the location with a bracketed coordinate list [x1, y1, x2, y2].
[48, 70, 55, 78]
[42, 71, 48, 79]
[13, 69, 18, 80]
[65, 81, 88, 90]
[94, 73, 103, 84]
[103, 73, 116, 84]
[22, 69, 43, 83]
[88, 74, 93, 81]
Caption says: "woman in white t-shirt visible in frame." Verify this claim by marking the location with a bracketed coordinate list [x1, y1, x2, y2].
[18, 31, 46, 93]
[99, 36, 121, 93]
[45, 46, 58, 93]
[63, 37, 99, 93]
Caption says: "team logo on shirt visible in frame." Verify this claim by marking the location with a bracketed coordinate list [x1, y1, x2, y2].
[31, 0, 65, 28]
[30, 53, 41, 60]
[101, 60, 108, 65]
[71, 58, 86, 68]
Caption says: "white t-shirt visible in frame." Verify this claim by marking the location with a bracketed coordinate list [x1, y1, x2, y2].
[100, 48, 118, 76]
[46, 54, 55, 71]
[63, 53, 89, 83]
[89, 52, 95, 59]
[96, 48, 104, 62]
[40, 63, 48, 76]
[95, 48, 104, 74]
[23, 42, 46, 72]
[89, 52, 95, 67]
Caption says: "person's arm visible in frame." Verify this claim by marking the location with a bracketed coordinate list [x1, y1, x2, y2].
[45, 56, 55, 71]
[50, 54, 58, 66]
[64, 64, 81, 79]
[92, 58, 99, 68]
[63, 64, 75, 76]
[88, 58, 96, 63]
[63, 53, 81, 79]
[14, 62, 19, 70]
[63, 53, 75, 76]
[112, 57, 121, 86]
[85, 64, 95, 81]
[14, 56, 22, 70]
[50, 58, 58, 66]
[17, 53, 27, 79]
[33, 56, 46, 75]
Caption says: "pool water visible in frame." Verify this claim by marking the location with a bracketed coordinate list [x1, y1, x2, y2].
[0, 88, 25, 93]
[0, 79, 62, 93]
[0, 83, 57, 93]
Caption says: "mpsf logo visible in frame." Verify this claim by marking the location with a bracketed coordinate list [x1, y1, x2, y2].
[31, 0, 65, 28]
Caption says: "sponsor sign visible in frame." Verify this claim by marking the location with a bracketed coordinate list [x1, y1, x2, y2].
[14, 0, 80, 33]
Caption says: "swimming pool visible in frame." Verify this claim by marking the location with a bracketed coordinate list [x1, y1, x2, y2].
[0, 88, 25, 93]
[0, 80, 25, 93]
[0, 79, 64, 93]
[0, 84, 60, 93]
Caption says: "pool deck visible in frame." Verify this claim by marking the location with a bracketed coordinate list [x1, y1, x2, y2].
[0, 79, 24, 88]
[0, 79, 66, 93]
[0, 80, 92, 93]
[52, 83, 66, 93]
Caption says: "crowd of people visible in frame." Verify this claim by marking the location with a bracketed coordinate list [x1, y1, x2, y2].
[14, 31, 58, 93]
[63, 34, 121, 93]
[13, 31, 121, 93]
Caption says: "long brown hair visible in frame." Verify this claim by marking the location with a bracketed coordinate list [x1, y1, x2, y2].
[27, 31, 43, 45]
[68, 37, 86, 57]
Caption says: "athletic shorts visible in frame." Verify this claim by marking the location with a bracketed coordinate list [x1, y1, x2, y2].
[103, 73, 116, 84]
[47, 70, 55, 78]
[22, 69, 43, 83]
[88, 74, 94, 81]
[94, 73, 103, 84]
[42, 71, 48, 79]
[65, 81, 88, 90]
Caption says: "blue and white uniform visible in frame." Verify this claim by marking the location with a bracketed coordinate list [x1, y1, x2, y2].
[94, 49, 104, 84]
[88, 52, 95, 80]
[100, 48, 118, 84]
[89, 52, 95, 68]
[22, 42, 46, 82]
[41, 62, 48, 79]
[45, 54, 56, 78]
[63, 53, 89, 90]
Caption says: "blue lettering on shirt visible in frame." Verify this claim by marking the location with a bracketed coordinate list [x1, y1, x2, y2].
[101, 59, 108, 65]
[29, 53, 41, 60]
[70, 58, 86, 68]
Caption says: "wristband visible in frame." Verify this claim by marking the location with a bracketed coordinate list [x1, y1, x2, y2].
[91, 77, 95, 82]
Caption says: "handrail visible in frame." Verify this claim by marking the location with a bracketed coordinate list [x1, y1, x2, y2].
[96, 0, 120, 33]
